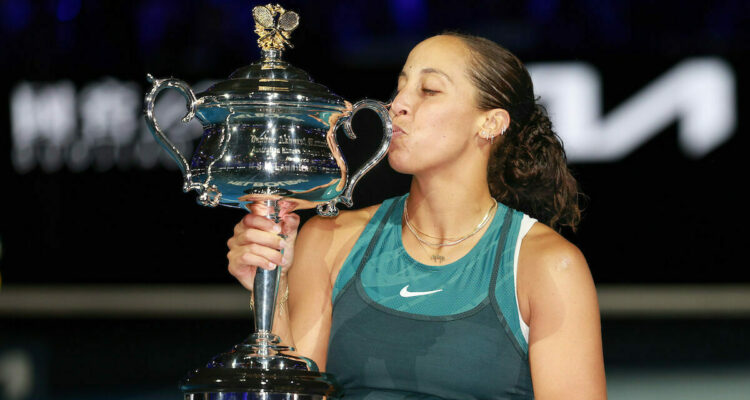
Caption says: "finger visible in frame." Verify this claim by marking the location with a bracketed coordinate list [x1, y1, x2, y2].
[233, 222, 242, 236]
[241, 213, 283, 233]
[227, 253, 277, 288]
[235, 228, 286, 249]
[233, 218, 267, 237]
[236, 244, 284, 268]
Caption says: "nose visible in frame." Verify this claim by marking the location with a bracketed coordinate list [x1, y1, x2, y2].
[389, 89, 409, 118]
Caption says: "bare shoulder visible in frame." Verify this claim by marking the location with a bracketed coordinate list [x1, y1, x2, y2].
[299, 203, 380, 237]
[521, 223, 588, 278]
[295, 204, 382, 281]
[517, 223, 596, 319]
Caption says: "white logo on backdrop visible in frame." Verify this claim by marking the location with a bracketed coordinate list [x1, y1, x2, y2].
[8, 58, 737, 173]
[529, 58, 736, 161]
[10, 78, 216, 173]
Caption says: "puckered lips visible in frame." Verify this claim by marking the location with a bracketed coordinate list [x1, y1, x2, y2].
[392, 124, 406, 137]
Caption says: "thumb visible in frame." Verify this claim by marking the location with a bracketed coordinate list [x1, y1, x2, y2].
[280, 213, 301, 237]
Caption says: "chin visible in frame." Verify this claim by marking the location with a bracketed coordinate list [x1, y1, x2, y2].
[386, 153, 412, 175]
[388, 152, 427, 176]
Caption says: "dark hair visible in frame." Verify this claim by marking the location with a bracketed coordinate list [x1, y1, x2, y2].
[445, 32, 583, 231]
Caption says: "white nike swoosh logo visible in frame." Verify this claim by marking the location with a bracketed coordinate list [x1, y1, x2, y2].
[399, 285, 443, 298]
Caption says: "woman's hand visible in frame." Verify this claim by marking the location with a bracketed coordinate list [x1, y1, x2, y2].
[227, 206, 301, 291]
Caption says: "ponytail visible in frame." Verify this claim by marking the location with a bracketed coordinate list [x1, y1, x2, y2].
[488, 103, 582, 231]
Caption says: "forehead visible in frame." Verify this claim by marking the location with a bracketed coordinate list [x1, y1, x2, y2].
[401, 36, 472, 81]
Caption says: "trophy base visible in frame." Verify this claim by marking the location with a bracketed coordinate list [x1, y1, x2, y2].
[180, 333, 339, 398]
[182, 369, 335, 400]
[185, 394, 325, 400]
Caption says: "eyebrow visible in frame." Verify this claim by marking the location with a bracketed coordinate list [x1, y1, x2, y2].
[399, 68, 453, 83]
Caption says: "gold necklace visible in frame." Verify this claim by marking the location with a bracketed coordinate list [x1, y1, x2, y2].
[403, 196, 497, 250]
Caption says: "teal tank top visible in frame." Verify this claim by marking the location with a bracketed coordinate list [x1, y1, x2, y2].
[326, 195, 534, 399]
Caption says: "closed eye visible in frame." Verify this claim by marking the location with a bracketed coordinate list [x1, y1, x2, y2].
[422, 88, 440, 95]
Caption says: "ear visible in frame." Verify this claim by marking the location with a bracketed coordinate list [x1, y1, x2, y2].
[479, 109, 510, 140]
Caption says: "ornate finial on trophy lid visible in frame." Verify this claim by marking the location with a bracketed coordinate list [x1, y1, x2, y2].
[253, 4, 300, 59]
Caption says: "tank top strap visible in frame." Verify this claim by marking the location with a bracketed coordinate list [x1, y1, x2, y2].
[489, 207, 529, 359]
[354, 198, 401, 277]
[331, 195, 405, 306]
[488, 207, 515, 297]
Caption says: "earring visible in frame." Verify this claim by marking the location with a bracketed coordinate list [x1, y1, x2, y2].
[500, 126, 507, 136]
[481, 130, 494, 144]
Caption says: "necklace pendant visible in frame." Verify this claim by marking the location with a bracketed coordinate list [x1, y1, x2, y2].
[431, 254, 446, 263]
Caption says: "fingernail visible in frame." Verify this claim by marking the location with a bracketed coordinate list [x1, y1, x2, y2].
[272, 224, 282, 233]
[279, 239, 287, 249]
[281, 256, 288, 265]
[268, 262, 276, 270]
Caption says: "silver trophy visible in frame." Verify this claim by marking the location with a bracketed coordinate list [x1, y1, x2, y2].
[144, 4, 392, 399]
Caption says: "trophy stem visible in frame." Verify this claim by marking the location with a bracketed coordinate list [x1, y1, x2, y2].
[253, 200, 283, 347]
[179, 205, 341, 398]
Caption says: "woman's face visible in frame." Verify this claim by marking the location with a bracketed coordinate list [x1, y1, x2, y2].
[388, 35, 487, 175]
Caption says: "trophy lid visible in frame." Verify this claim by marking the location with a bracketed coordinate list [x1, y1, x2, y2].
[196, 4, 345, 108]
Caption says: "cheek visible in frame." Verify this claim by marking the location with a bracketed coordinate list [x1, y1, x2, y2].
[386, 101, 480, 173]
[420, 104, 477, 142]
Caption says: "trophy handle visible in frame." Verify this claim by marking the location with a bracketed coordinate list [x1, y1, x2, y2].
[316, 99, 393, 217]
[143, 74, 205, 195]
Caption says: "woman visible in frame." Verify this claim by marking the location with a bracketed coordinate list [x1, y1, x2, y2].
[227, 33, 607, 399]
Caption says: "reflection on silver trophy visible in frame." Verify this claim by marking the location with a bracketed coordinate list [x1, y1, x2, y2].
[144, 3, 392, 399]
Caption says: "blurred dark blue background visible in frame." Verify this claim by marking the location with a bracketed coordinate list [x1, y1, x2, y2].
[1, 1, 748, 399]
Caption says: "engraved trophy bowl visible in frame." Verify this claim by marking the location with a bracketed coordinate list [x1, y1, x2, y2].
[143, 4, 392, 399]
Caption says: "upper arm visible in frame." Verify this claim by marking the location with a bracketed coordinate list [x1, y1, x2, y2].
[286, 215, 338, 369]
[286, 208, 375, 370]
[520, 228, 607, 399]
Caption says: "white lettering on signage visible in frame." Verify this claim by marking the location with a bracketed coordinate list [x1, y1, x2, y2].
[11, 81, 76, 172]
[529, 58, 736, 161]
[9, 78, 215, 173]
[8, 59, 737, 173]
